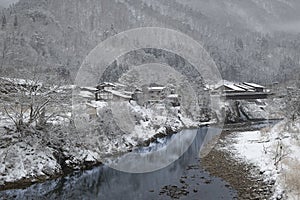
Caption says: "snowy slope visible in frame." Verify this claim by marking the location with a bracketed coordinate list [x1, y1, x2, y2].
[175, 0, 300, 33]
[226, 119, 300, 199]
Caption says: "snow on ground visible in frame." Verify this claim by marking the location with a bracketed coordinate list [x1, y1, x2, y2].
[124, 101, 202, 144]
[0, 98, 208, 188]
[0, 138, 61, 185]
[225, 119, 300, 199]
[70, 100, 205, 163]
[0, 113, 14, 127]
[90, 100, 201, 143]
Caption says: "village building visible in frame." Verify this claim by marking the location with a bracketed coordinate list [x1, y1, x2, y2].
[166, 94, 180, 107]
[78, 91, 94, 99]
[147, 86, 165, 102]
[108, 90, 132, 101]
[212, 81, 268, 93]
[234, 83, 256, 92]
[210, 80, 272, 100]
[95, 89, 132, 101]
[96, 82, 116, 91]
[243, 82, 265, 92]
[80, 86, 98, 93]
[95, 89, 113, 101]
[80, 82, 180, 107]
[96, 82, 126, 91]
[132, 88, 145, 105]
[213, 81, 246, 93]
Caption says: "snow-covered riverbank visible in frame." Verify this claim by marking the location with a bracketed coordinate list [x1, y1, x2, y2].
[224, 119, 300, 199]
[0, 128, 238, 200]
[0, 99, 210, 190]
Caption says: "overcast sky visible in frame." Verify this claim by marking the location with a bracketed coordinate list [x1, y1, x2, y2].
[0, 0, 19, 8]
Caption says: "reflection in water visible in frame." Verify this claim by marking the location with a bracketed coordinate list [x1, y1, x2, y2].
[0, 127, 237, 200]
[108, 129, 197, 173]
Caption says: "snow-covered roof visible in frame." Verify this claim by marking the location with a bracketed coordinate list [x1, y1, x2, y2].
[148, 87, 165, 91]
[59, 85, 76, 90]
[234, 84, 255, 91]
[124, 91, 134, 95]
[80, 86, 98, 91]
[98, 82, 117, 87]
[210, 80, 228, 90]
[114, 82, 126, 88]
[0, 77, 42, 86]
[211, 80, 266, 92]
[243, 82, 265, 89]
[78, 91, 94, 98]
[86, 102, 98, 108]
[106, 89, 132, 99]
[167, 94, 179, 98]
[134, 87, 143, 91]
[223, 83, 245, 91]
[89, 101, 108, 108]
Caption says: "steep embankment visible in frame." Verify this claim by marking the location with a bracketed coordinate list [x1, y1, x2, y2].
[0, 99, 205, 191]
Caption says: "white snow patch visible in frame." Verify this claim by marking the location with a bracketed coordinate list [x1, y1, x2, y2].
[226, 119, 300, 199]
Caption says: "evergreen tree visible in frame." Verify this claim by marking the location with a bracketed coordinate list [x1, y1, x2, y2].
[13, 15, 18, 27]
[1, 15, 6, 28]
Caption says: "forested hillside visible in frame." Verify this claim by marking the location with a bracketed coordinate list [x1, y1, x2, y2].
[0, 0, 299, 84]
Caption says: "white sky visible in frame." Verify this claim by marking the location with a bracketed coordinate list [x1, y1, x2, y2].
[0, 0, 19, 8]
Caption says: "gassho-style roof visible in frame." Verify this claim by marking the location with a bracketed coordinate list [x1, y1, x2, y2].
[243, 82, 265, 89]
[223, 83, 245, 91]
[212, 80, 266, 92]
[234, 83, 256, 91]
[213, 81, 245, 91]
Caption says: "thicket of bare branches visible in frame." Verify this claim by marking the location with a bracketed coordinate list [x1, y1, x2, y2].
[0, 74, 64, 132]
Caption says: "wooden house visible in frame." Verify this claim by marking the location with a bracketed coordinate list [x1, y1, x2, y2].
[166, 94, 180, 107]
[132, 88, 144, 105]
[95, 89, 113, 101]
[243, 82, 265, 92]
[95, 89, 132, 101]
[214, 82, 246, 93]
[96, 82, 117, 91]
[147, 86, 166, 100]
[96, 82, 126, 91]
[234, 83, 256, 92]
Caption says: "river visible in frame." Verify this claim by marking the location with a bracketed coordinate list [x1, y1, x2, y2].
[0, 127, 237, 200]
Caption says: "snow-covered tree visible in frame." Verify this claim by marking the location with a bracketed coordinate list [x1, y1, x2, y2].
[0, 74, 63, 132]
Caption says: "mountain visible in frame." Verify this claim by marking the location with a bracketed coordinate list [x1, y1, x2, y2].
[0, 0, 299, 84]
[175, 0, 300, 33]
[0, 0, 19, 8]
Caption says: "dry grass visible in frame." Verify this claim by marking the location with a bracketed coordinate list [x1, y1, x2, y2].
[259, 126, 272, 140]
[282, 160, 300, 199]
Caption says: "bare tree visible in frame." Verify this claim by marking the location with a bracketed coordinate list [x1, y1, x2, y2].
[285, 86, 300, 122]
[0, 74, 63, 132]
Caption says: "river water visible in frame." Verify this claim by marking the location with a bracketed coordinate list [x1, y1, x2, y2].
[0, 127, 237, 200]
